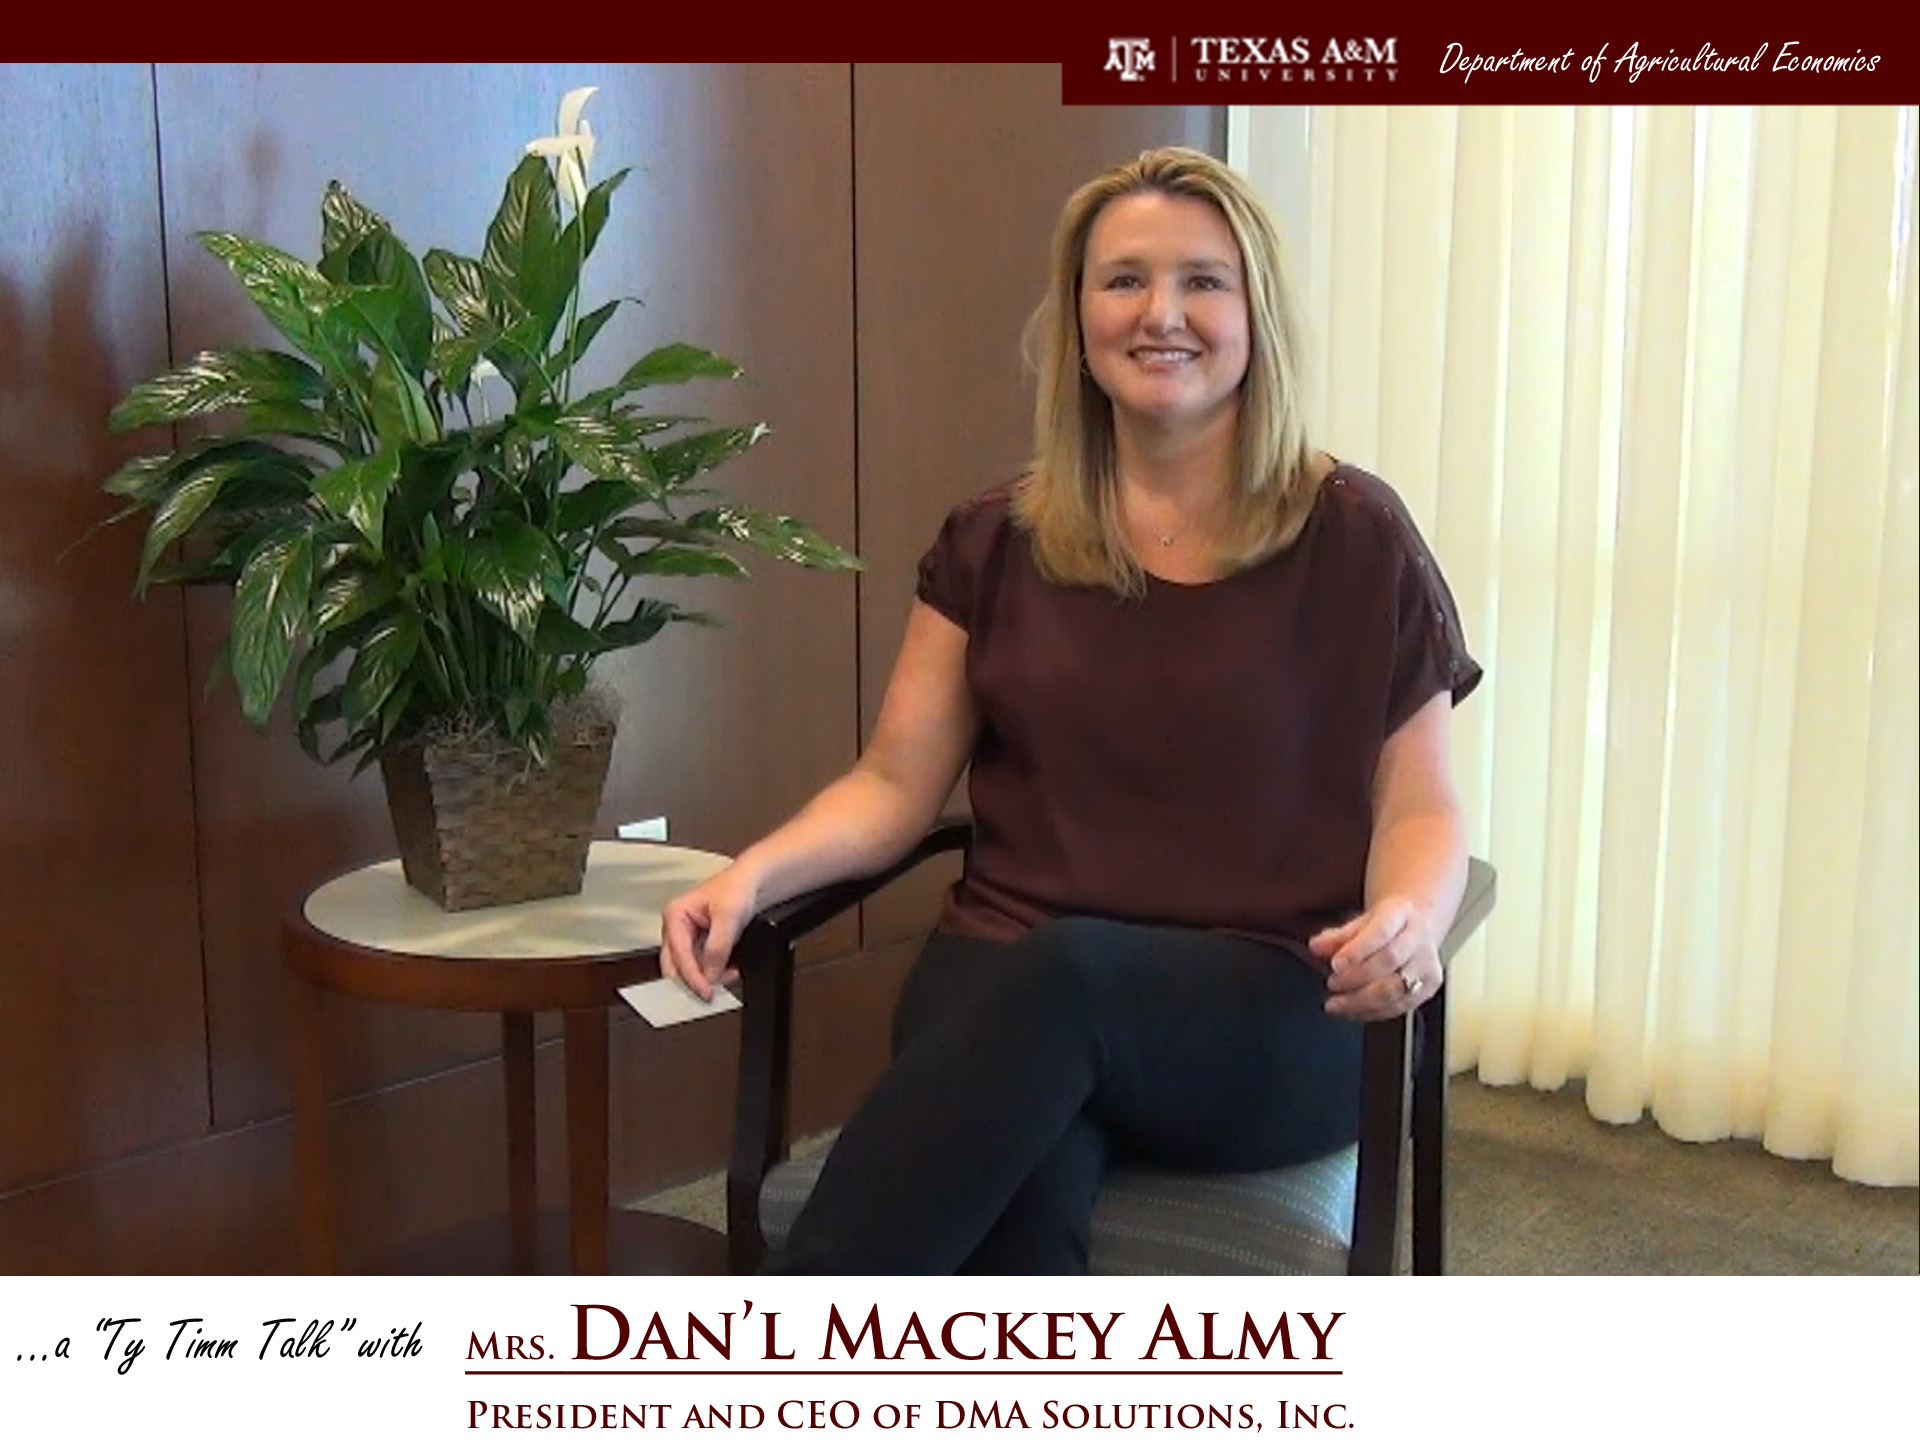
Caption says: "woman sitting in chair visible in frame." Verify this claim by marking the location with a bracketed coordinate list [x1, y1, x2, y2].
[660, 145, 1482, 1275]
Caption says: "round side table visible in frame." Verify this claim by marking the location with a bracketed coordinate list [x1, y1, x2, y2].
[282, 840, 730, 1275]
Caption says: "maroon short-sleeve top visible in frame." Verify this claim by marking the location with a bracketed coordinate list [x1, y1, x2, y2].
[914, 462, 1483, 962]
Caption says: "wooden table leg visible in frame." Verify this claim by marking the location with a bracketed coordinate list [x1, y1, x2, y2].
[502, 1012, 539, 1273]
[285, 968, 337, 1274]
[564, 1005, 611, 1274]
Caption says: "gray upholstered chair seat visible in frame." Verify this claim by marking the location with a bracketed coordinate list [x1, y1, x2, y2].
[758, 1141, 1357, 1276]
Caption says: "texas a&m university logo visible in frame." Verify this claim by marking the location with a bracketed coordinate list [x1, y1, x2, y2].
[1105, 39, 1156, 81]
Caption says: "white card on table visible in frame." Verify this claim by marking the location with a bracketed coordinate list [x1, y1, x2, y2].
[617, 976, 743, 1027]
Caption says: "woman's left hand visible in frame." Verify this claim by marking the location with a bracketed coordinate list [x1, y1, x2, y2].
[1309, 896, 1442, 1021]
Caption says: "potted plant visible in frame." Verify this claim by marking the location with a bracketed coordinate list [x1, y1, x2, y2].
[93, 87, 859, 910]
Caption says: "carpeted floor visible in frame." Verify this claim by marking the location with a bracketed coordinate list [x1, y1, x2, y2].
[630, 1077, 1917, 1274]
[1441, 1077, 1916, 1274]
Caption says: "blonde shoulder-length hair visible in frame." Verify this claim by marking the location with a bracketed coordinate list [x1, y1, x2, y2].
[1013, 146, 1319, 596]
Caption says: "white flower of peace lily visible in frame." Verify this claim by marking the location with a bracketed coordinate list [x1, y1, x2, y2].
[467, 357, 502, 419]
[525, 85, 598, 212]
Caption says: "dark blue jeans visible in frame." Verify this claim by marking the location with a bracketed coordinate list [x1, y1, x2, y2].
[769, 916, 1364, 1274]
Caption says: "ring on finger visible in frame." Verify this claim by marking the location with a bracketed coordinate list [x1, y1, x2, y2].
[1401, 969, 1424, 996]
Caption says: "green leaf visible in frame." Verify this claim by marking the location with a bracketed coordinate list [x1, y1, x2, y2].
[105, 438, 308, 502]
[462, 515, 559, 641]
[108, 349, 327, 431]
[345, 728, 389, 775]
[543, 411, 674, 492]
[322, 283, 431, 379]
[134, 460, 253, 591]
[496, 322, 557, 402]
[290, 617, 362, 740]
[554, 404, 687, 436]
[197, 232, 362, 380]
[322, 283, 404, 348]
[530, 170, 629, 350]
[341, 609, 424, 731]
[368, 354, 438, 446]
[294, 683, 343, 762]
[195, 473, 318, 536]
[377, 677, 417, 743]
[565, 341, 742, 416]
[565, 167, 630, 266]
[556, 299, 624, 374]
[533, 604, 609, 657]
[431, 248, 561, 394]
[229, 527, 316, 724]
[226, 400, 351, 449]
[601, 515, 700, 544]
[651, 423, 769, 487]
[431, 333, 488, 396]
[599, 599, 683, 649]
[617, 342, 743, 390]
[313, 449, 401, 549]
[370, 446, 463, 574]
[483, 154, 569, 343]
[690, 504, 863, 570]
[103, 453, 186, 504]
[312, 564, 401, 634]
[319, 183, 392, 277]
[423, 249, 496, 337]
[149, 510, 313, 589]
[418, 512, 446, 582]
[317, 191, 433, 371]
[607, 542, 749, 580]
[552, 478, 650, 538]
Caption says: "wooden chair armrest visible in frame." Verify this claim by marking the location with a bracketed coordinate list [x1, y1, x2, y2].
[726, 814, 972, 1272]
[753, 815, 973, 943]
[1348, 856, 1498, 1274]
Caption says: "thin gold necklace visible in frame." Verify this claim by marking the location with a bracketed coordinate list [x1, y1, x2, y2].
[1145, 509, 1198, 548]
[1132, 501, 1188, 548]
[1128, 486, 1215, 549]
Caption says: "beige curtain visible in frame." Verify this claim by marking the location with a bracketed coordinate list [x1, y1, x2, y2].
[1233, 105, 1917, 1186]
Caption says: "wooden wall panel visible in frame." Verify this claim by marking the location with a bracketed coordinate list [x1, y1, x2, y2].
[0, 63, 209, 1190]
[150, 65, 859, 1131]
[850, 65, 1221, 945]
[2, 63, 1223, 1272]
[0, 960, 887, 1275]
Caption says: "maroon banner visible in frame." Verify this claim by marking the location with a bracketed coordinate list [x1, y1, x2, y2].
[1062, 29, 1913, 104]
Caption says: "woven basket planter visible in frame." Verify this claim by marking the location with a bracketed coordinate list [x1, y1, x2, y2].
[378, 711, 616, 912]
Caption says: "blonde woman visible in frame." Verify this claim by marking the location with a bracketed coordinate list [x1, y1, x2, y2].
[661, 146, 1482, 1274]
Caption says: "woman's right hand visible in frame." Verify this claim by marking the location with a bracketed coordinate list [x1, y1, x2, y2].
[657, 600, 975, 1001]
[659, 861, 764, 1001]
